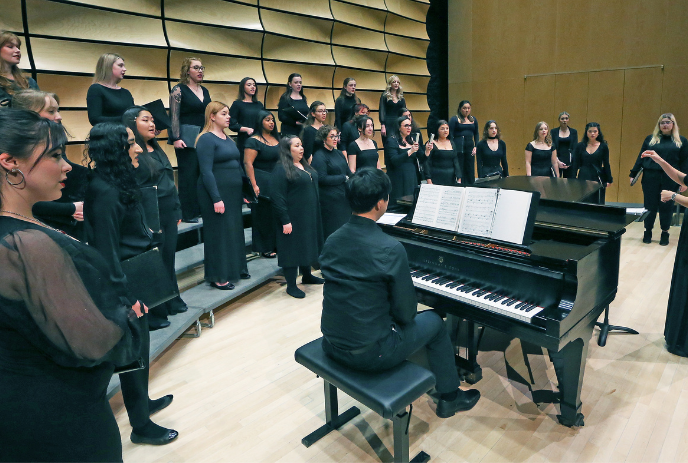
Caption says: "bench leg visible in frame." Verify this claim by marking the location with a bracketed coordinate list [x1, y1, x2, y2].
[393, 405, 431, 463]
[180, 319, 201, 338]
[201, 309, 215, 329]
[302, 380, 360, 447]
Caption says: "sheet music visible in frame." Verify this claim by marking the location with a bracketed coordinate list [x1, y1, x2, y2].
[412, 184, 444, 227]
[458, 188, 498, 237]
[377, 213, 408, 225]
[435, 187, 464, 231]
[491, 189, 533, 244]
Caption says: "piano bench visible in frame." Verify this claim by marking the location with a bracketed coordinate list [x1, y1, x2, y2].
[295, 337, 435, 463]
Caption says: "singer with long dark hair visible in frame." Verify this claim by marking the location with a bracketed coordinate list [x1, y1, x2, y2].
[475, 120, 508, 179]
[334, 77, 360, 130]
[271, 136, 324, 299]
[572, 122, 612, 202]
[244, 110, 280, 258]
[348, 115, 380, 172]
[84, 123, 178, 447]
[424, 120, 462, 185]
[300, 100, 327, 162]
[384, 115, 421, 206]
[278, 73, 308, 137]
[630, 113, 688, 245]
[229, 76, 264, 160]
[0, 110, 143, 462]
[340, 103, 369, 156]
[449, 100, 478, 184]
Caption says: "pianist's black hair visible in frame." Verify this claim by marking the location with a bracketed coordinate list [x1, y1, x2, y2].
[345, 167, 392, 213]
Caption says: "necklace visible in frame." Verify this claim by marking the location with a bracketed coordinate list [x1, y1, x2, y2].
[0, 210, 69, 236]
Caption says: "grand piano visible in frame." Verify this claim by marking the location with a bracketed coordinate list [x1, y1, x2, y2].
[383, 177, 636, 427]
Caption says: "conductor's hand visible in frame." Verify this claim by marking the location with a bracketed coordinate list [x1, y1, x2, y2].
[283, 223, 293, 234]
[173, 139, 187, 149]
[680, 185, 688, 193]
[661, 190, 675, 202]
[214, 201, 225, 214]
[641, 150, 662, 163]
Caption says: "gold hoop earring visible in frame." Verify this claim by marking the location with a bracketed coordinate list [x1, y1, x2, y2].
[6, 168, 25, 187]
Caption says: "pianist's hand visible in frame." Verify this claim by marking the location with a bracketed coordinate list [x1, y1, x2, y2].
[214, 201, 225, 214]
[283, 223, 293, 234]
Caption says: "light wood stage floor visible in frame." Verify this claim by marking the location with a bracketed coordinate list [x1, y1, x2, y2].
[112, 220, 688, 463]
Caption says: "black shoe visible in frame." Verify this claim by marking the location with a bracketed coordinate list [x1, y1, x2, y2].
[182, 217, 199, 224]
[262, 252, 277, 258]
[302, 274, 325, 285]
[130, 428, 178, 446]
[660, 231, 670, 246]
[169, 304, 188, 315]
[436, 389, 480, 418]
[210, 281, 235, 290]
[286, 286, 306, 298]
[240, 272, 251, 280]
[643, 230, 652, 243]
[148, 316, 170, 331]
[149, 395, 173, 416]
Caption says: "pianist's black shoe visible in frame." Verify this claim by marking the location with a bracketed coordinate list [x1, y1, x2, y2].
[660, 231, 670, 246]
[436, 389, 480, 418]
[643, 229, 652, 243]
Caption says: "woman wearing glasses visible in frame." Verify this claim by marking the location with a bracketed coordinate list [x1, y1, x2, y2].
[630, 114, 688, 245]
[169, 58, 210, 223]
[311, 125, 352, 240]
[300, 101, 327, 162]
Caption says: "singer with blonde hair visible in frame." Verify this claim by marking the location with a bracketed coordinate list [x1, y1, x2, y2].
[86, 52, 134, 126]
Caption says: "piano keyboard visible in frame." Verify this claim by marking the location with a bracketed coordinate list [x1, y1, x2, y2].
[410, 267, 545, 323]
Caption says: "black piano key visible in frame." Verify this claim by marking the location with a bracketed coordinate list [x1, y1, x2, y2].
[506, 300, 518, 306]
[525, 305, 538, 312]
[422, 273, 439, 281]
[446, 282, 461, 288]
[472, 289, 483, 296]
[493, 295, 506, 302]
[515, 302, 526, 309]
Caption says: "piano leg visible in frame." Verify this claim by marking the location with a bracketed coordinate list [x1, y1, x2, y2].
[449, 317, 483, 384]
[595, 305, 639, 347]
[548, 323, 593, 427]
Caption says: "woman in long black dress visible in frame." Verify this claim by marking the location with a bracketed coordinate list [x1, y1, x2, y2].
[84, 123, 178, 447]
[551, 111, 578, 178]
[311, 125, 352, 240]
[271, 136, 324, 299]
[379, 75, 406, 139]
[424, 119, 462, 185]
[0, 32, 39, 107]
[86, 53, 134, 126]
[572, 122, 613, 203]
[348, 115, 380, 171]
[244, 110, 280, 257]
[449, 100, 479, 184]
[300, 100, 327, 162]
[0, 110, 143, 463]
[123, 106, 187, 327]
[385, 115, 421, 207]
[334, 77, 360, 131]
[640, 148, 688, 356]
[525, 121, 560, 177]
[631, 114, 688, 245]
[197, 102, 250, 289]
[229, 76, 264, 162]
[169, 57, 210, 222]
[278, 73, 309, 137]
[340, 103, 369, 156]
[475, 120, 509, 179]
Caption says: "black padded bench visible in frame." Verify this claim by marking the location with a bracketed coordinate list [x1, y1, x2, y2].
[295, 338, 436, 463]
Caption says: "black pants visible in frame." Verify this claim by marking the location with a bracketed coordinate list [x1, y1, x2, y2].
[283, 266, 312, 288]
[642, 170, 676, 231]
[456, 137, 475, 185]
[119, 314, 151, 430]
[150, 200, 185, 319]
[175, 147, 201, 221]
[323, 311, 461, 393]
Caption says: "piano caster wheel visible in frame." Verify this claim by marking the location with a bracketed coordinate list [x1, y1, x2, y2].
[557, 412, 584, 427]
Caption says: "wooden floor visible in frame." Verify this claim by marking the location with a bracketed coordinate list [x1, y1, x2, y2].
[113, 220, 688, 463]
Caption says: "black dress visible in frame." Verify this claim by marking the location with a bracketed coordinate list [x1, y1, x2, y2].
[666, 173, 688, 356]
[301, 124, 324, 161]
[245, 136, 279, 253]
[169, 83, 211, 221]
[552, 127, 578, 179]
[425, 142, 462, 186]
[572, 142, 612, 183]
[278, 95, 309, 136]
[135, 146, 185, 314]
[271, 163, 323, 268]
[86, 84, 135, 125]
[476, 139, 509, 178]
[334, 94, 360, 130]
[347, 140, 380, 170]
[449, 116, 479, 184]
[526, 142, 555, 177]
[384, 135, 420, 205]
[379, 93, 406, 135]
[311, 147, 352, 240]
[0, 77, 38, 107]
[0, 218, 142, 463]
[229, 100, 265, 160]
[339, 120, 360, 153]
[196, 132, 248, 282]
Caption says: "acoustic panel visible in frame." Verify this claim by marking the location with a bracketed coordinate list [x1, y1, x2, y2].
[65, 0, 161, 16]
[164, 0, 262, 30]
[166, 22, 262, 57]
[260, 0, 333, 19]
[0, 0, 23, 32]
[330, 1, 387, 31]
[261, 10, 333, 43]
[331, 23, 387, 51]
[263, 61, 334, 88]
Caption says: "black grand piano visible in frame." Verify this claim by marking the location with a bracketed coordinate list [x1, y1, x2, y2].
[383, 177, 636, 427]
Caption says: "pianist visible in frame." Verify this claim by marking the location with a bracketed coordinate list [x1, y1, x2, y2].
[319, 168, 480, 418]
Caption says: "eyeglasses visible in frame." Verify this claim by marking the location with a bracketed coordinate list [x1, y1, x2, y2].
[191, 66, 205, 71]
[660, 121, 674, 126]
[328, 134, 340, 139]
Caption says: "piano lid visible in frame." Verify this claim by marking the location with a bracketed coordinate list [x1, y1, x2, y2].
[475, 176, 603, 203]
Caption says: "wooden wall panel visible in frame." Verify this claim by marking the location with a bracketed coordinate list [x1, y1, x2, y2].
[661, 66, 688, 131]
[618, 68, 663, 204]
[385, 14, 428, 40]
[263, 61, 334, 88]
[170, 52, 264, 84]
[330, 1, 387, 31]
[386, 53, 429, 76]
[260, 0, 332, 19]
[261, 10, 332, 43]
[403, 93, 430, 112]
[166, 22, 262, 57]
[553, 73, 588, 131]
[201, 84, 242, 106]
[164, 0, 262, 29]
[385, 0, 429, 22]
[1, 0, 23, 31]
[385, 35, 429, 59]
[334, 69, 386, 91]
[331, 23, 386, 51]
[66, 0, 160, 16]
[332, 46, 386, 71]
[523, 75, 555, 142]
[263, 35, 334, 65]
[396, 74, 429, 94]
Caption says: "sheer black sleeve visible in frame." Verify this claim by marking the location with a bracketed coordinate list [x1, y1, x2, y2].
[0, 229, 142, 368]
[169, 85, 182, 141]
